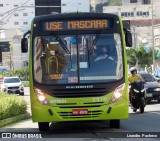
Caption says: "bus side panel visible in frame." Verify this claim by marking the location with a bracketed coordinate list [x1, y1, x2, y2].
[29, 19, 38, 116]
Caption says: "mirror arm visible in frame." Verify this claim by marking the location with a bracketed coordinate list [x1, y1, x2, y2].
[23, 30, 30, 38]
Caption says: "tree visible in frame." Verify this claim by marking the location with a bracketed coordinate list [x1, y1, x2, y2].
[108, 0, 122, 6]
[155, 49, 160, 60]
[90, 5, 94, 12]
[95, 3, 103, 13]
[0, 67, 29, 81]
[126, 47, 153, 72]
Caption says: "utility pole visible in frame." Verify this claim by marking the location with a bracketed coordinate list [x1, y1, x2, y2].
[152, 0, 155, 72]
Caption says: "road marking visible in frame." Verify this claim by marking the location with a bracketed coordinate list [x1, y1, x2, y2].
[149, 112, 160, 115]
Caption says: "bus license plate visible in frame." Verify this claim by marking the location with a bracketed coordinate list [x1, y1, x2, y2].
[72, 109, 88, 115]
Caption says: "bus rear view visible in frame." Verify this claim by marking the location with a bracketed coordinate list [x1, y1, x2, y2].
[21, 13, 132, 131]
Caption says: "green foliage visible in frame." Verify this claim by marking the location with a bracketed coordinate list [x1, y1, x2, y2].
[108, 0, 122, 6]
[126, 47, 153, 72]
[95, 0, 122, 12]
[0, 92, 27, 120]
[126, 47, 136, 66]
[0, 67, 29, 81]
[95, 3, 103, 13]
[22, 81, 29, 87]
[155, 49, 160, 60]
[90, 5, 94, 12]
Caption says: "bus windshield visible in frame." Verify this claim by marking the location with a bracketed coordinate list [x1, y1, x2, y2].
[33, 33, 123, 84]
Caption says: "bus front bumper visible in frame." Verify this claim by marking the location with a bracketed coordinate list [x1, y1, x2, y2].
[31, 99, 129, 122]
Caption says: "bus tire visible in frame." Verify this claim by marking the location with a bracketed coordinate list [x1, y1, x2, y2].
[140, 98, 145, 113]
[110, 120, 120, 129]
[38, 122, 49, 131]
[20, 92, 24, 96]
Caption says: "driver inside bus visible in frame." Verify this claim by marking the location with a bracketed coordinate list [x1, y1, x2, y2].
[94, 46, 114, 63]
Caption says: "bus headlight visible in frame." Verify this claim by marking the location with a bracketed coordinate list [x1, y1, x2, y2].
[34, 88, 50, 105]
[38, 95, 46, 102]
[110, 84, 125, 104]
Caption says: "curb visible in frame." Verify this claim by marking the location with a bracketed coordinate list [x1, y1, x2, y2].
[0, 113, 31, 128]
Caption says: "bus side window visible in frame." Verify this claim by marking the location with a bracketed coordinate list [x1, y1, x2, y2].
[34, 37, 45, 82]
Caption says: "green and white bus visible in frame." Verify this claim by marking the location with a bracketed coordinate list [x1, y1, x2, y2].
[21, 13, 132, 131]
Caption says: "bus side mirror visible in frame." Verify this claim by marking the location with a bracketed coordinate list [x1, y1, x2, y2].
[21, 38, 28, 53]
[124, 28, 132, 47]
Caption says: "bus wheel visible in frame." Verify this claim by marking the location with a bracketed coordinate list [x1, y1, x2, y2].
[110, 120, 120, 129]
[38, 122, 49, 131]
[20, 92, 24, 96]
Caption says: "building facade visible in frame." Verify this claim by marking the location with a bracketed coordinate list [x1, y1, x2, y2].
[0, 0, 35, 31]
[104, 0, 160, 69]
[0, 0, 34, 70]
[61, 0, 90, 13]
[35, 0, 61, 16]
[103, 4, 152, 20]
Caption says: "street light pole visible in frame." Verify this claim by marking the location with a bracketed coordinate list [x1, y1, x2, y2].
[152, 0, 155, 72]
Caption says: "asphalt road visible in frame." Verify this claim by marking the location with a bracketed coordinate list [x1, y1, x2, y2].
[0, 87, 160, 140]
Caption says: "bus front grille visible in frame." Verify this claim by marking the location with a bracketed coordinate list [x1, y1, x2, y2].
[56, 102, 104, 108]
[58, 110, 102, 119]
[51, 88, 109, 98]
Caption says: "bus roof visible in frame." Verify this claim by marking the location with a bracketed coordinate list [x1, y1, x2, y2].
[34, 12, 119, 21]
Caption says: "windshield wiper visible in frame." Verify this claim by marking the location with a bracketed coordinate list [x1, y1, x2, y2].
[52, 32, 70, 54]
[89, 30, 101, 54]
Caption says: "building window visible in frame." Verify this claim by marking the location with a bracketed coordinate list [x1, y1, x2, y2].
[14, 5, 18, 7]
[140, 11, 142, 16]
[128, 12, 131, 16]
[14, 22, 19, 25]
[130, 0, 137, 3]
[0, 4, 3, 7]
[143, 0, 151, 4]
[143, 12, 146, 16]
[14, 13, 19, 16]
[23, 61, 28, 66]
[23, 22, 28, 25]
[62, 4, 66, 6]
[23, 13, 28, 16]
[146, 11, 149, 16]
[124, 12, 127, 17]
[131, 12, 134, 17]
[121, 12, 124, 17]
[137, 11, 140, 16]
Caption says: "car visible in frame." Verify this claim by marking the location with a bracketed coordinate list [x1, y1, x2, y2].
[139, 72, 160, 103]
[153, 68, 160, 83]
[1, 76, 24, 96]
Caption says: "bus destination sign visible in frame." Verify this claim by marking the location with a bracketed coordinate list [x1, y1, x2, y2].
[41, 19, 111, 31]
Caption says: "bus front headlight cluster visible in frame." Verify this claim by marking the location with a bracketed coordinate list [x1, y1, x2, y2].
[110, 84, 125, 104]
[34, 88, 50, 105]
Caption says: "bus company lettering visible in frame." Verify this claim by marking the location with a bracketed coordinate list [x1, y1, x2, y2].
[45, 20, 108, 31]
[66, 85, 93, 89]
[50, 99, 66, 104]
